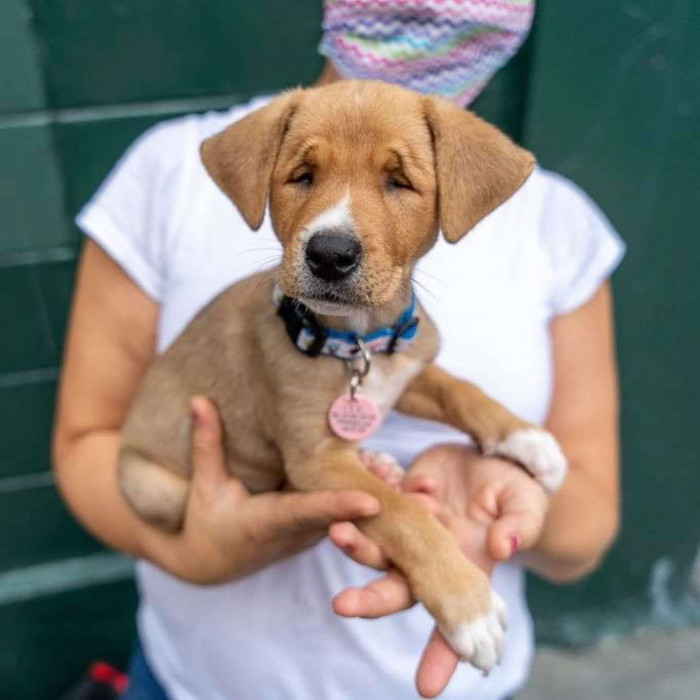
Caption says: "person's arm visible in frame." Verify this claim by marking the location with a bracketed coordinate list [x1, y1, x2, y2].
[521, 282, 620, 582]
[53, 240, 161, 559]
[53, 240, 380, 584]
[326, 282, 621, 697]
[329, 283, 621, 591]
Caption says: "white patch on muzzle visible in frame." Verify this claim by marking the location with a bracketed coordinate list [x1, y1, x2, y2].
[301, 190, 353, 243]
[291, 190, 367, 322]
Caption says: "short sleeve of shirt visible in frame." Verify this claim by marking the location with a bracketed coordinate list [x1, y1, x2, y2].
[76, 118, 194, 302]
[538, 171, 626, 316]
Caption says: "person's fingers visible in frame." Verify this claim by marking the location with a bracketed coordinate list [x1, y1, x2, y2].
[400, 470, 442, 515]
[271, 490, 380, 534]
[332, 569, 414, 618]
[190, 396, 239, 496]
[416, 627, 460, 698]
[329, 522, 390, 570]
[487, 484, 548, 561]
[488, 509, 538, 561]
[403, 471, 438, 496]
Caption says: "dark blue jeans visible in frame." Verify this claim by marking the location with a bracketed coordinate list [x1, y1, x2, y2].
[122, 639, 168, 700]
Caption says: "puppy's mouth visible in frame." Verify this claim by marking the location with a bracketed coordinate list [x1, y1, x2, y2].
[279, 249, 405, 315]
[294, 282, 366, 314]
[300, 293, 364, 317]
[280, 268, 404, 316]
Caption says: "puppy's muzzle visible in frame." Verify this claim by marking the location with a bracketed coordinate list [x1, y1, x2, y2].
[305, 231, 362, 282]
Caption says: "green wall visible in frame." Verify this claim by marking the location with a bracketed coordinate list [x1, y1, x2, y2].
[523, 0, 700, 644]
[0, 1, 697, 696]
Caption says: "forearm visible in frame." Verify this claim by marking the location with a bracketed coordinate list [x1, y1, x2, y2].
[54, 430, 188, 578]
[521, 463, 619, 582]
[521, 285, 621, 583]
[53, 421, 375, 587]
[55, 242, 343, 586]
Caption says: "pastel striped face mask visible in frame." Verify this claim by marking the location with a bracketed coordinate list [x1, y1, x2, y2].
[319, 0, 535, 106]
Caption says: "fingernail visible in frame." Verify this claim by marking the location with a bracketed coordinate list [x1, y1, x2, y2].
[509, 535, 521, 555]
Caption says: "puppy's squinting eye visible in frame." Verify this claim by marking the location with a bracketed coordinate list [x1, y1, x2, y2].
[386, 173, 414, 192]
[288, 170, 314, 187]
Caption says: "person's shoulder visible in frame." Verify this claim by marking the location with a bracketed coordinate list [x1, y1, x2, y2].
[510, 167, 617, 245]
[196, 94, 275, 138]
[516, 168, 625, 313]
[513, 167, 605, 218]
[129, 94, 275, 166]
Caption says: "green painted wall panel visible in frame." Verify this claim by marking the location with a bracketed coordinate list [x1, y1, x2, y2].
[0, 0, 45, 113]
[0, 380, 55, 478]
[0, 486, 101, 573]
[0, 579, 137, 699]
[35, 257, 77, 361]
[522, 0, 700, 636]
[0, 260, 74, 376]
[0, 266, 56, 374]
[0, 125, 73, 256]
[31, 0, 324, 108]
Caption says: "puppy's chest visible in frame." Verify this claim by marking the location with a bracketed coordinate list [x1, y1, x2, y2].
[357, 355, 424, 414]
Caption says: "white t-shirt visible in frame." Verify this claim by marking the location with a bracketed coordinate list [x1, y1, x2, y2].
[77, 96, 625, 700]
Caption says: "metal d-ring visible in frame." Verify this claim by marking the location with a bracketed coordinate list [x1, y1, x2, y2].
[347, 337, 372, 400]
[355, 337, 372, 377]
[349, 368, 362, 400]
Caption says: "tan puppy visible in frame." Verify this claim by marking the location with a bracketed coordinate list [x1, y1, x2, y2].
[118, 81, 567, 672]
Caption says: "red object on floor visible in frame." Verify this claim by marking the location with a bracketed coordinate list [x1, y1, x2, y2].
[89, 662, 129, 694]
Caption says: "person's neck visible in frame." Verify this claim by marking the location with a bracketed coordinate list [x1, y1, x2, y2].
[314, 60, 344, 87]
[310, 279, 414, 336]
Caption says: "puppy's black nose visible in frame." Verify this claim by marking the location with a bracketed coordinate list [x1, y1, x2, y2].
[306, 233, 362, 282]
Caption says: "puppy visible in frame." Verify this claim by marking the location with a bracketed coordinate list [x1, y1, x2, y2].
[118, 80, 567, 672]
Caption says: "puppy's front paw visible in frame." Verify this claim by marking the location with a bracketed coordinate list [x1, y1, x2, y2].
[494, 428, 568, 492]
[444, 591, 508, 673]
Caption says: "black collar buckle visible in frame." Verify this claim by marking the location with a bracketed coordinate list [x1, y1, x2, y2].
[277, 296, 328, 357]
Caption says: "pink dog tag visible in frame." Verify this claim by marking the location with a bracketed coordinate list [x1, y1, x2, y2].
[328, 394, 381, 441]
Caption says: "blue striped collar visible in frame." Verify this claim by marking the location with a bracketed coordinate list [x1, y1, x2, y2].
[274, 287, 419, 360]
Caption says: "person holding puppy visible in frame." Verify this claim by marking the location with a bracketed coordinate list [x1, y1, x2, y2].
[53, 2, 624, 698]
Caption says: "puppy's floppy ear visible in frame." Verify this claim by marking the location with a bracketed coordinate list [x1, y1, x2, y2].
[200, 90, 302, 230]
[424, 96, 536, 243]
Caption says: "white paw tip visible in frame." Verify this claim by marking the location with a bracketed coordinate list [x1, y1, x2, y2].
[445, 592, 508, 673]
[495, 428, 568, 492]
[359, 450, 404, 485]
[359, 450, 399, 468]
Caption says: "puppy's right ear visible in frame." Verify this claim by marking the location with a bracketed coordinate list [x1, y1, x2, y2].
[424, 96, 536, 244]
[200, 90, 301, 230]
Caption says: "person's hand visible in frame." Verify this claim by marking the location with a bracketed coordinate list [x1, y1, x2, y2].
[161, 397, 380, 584]
[328, 444, 549, 697]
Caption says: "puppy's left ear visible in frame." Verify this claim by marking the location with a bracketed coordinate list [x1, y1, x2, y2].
[200, 90, 302, 230]
[424, 96, 536, 243]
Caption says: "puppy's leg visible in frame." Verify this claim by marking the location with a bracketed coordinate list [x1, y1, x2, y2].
[286, 444, 506, 672]
[118, 448, 189, 532]
[397, 363, 567, 491]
